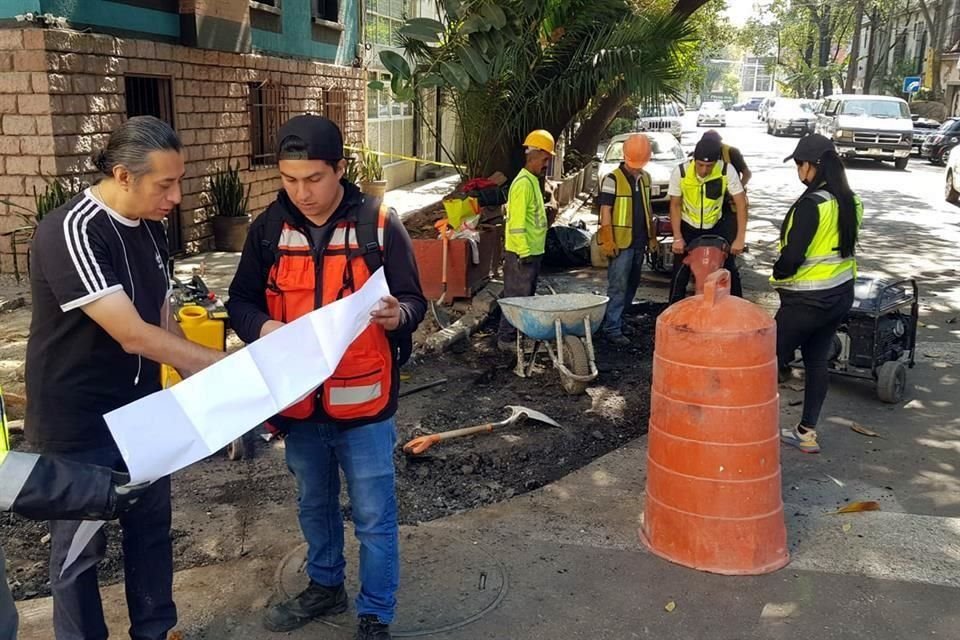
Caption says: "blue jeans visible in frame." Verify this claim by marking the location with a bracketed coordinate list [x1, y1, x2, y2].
[602, 246, 644, 337]
[284, 418, 399, 624]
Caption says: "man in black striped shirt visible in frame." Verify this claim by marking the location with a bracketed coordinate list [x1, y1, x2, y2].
[24, 117, 222, 640]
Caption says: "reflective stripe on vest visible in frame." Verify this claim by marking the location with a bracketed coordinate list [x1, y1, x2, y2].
[679, 160, 727, 229]
[265, 205, 393, 421]
[0, 451, 39, 511]
[770, 190, 862, 291]
[611, 168, 654, 249]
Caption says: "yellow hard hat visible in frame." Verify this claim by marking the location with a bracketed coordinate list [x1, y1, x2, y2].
[523, 129, 556, 155]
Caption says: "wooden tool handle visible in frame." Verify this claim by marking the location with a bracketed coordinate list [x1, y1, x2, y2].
[402, 423, 494, 455]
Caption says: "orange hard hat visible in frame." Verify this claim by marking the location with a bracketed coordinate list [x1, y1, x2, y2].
[623, 134, 652, 169]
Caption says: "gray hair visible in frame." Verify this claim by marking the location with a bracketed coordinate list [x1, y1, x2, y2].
[91, 115, 182, 178]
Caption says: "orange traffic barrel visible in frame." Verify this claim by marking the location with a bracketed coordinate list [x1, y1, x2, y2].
[640, 270, 788, 575]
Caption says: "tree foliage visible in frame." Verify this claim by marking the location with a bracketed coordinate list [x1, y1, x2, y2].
[380, 0, 695, 177]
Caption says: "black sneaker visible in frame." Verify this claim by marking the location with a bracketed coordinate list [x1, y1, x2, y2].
[356, 614, 392, 640]
[263, 581, 348, 632]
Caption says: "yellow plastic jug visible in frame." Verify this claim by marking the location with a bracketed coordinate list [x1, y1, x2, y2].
[161, 305, 226, 388]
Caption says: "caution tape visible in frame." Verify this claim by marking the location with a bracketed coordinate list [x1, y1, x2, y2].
[343, 145, 463, 170]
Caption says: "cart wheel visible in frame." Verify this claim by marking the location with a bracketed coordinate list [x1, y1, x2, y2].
[876, 361, 907, 404]
[226, 433, 253, 461]
[560, 336, 591, 395]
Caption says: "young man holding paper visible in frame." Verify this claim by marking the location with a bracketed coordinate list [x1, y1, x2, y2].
[227, 115, 425, 640]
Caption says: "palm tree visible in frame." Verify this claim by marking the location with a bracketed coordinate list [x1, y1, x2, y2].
[382, 0, 695, 177]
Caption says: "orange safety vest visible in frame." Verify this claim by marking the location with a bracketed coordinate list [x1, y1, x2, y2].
[264, 203, 392, 422]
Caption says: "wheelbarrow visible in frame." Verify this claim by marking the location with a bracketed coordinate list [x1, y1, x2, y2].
[498, 293, 608, 395]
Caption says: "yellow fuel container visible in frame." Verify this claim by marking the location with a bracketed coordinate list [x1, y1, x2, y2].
[160, 304, 226, 388]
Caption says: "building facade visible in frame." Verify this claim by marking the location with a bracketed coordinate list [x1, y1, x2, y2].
[852, 0, 960, 112]
[1, 0, 454, 274]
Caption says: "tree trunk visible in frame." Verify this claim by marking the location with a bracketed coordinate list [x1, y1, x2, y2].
[844, 0, 865, 93]
[863, 6, 879, 93]
[818, 5, 834, 97]
[570, 87, 629, 159]
[917, 0, 946, 98]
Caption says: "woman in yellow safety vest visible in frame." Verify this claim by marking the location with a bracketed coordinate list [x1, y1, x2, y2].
[775, 134, 863, 454]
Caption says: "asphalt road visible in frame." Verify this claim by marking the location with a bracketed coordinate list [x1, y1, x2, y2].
[679, 110, 960, 334]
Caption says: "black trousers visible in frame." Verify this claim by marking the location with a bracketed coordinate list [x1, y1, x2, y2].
[46, 444, 176, 640]
[669, 218, 742, 303]
[775, 288, 854, 427]
[498, 251, 542, 343]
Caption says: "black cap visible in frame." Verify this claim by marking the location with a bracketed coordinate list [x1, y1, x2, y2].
[277, 115, 344, 161]
[692, 135, 722, 162]
[784, 134, 835, 164]
[701, 129, 722, 143]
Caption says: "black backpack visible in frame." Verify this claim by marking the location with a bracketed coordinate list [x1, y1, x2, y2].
[260, 197, 413, 367]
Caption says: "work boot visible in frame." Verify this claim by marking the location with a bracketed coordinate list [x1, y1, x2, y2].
[263, 581, 348, 632]
[356, 614, 392, 639]
[604, 332, 631, 346]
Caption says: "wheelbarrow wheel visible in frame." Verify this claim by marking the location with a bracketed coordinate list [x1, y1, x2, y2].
[226, 433, 254, 461]
[876, 360, 907, 404]
[560, 336, 590, 395]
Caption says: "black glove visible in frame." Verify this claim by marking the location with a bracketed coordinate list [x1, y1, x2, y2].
[102, 471, 153, 520]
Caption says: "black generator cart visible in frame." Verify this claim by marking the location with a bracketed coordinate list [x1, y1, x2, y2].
[826, 276, 919, 403]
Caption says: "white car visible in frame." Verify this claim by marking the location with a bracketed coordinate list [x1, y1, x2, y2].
[596, 132, 686, 206]
[697, 101, 726, 127]
[636, 103, 683, 140]
[766, 99, 816, 136]
[944, 143, 960, 203]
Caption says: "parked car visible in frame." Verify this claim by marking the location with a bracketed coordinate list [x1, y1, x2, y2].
[596, 131, 686, 206]
[944, 140, 960, 203]
[911, 115, 941, 155]
[731, 97, 763, 112]
[921, 117, 960, 165]
[636, 102, 683, 140]
[766, 99, 817, 136]
[672, 101, 686, 116]
[697, 101, 727, 127]
[815, 94, 913, 170]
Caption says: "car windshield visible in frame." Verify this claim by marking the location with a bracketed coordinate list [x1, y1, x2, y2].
[937, 119, 960, 132]
[640, 103, 679, 118]
[701, 102, 724, 111]
[772, 99, 807, 113]
[840, 100, 910, 118]
[603, 136, 684, 162]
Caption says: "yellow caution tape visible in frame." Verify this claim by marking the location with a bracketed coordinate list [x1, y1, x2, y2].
[344, 145, 464, 170]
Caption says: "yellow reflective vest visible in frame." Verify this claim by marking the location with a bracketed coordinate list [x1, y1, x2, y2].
[770, 190, 863, 291]
[679, 159, 727, 229]
[0, 385, 8, 454]
[504, 169, 548, 257]
[610, 167, 655, 249]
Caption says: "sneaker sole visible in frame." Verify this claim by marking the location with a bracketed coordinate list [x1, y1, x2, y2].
[780, 435, 820, 454]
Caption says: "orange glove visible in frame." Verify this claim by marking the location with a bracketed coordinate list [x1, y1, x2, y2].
[598, 225, 619, 258]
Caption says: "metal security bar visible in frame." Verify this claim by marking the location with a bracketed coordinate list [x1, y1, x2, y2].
[249, 80, 288, 167]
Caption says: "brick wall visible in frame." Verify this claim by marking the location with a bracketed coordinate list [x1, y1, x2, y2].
[0, 27, 366, 272]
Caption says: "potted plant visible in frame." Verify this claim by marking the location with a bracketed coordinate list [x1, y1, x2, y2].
[207, 159, 251, 252]
[358, 149, 387, 198]
[344, 154, 361, 185]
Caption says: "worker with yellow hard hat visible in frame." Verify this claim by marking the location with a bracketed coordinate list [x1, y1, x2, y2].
[498, 129, 555, 352]
[596, 133, 657, 345]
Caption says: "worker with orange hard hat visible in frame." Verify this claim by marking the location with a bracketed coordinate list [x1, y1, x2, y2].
[596, 133, 657, 345]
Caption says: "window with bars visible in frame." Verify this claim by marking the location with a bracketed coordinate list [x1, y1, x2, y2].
[313, 0, 339, 22]
[249, 81, 288, 167]
[366, 71, 413, 165]
[323, 88, 348, 132]
[365, 0, 410, 46]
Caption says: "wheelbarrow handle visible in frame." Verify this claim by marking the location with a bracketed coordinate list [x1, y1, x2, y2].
[402, 422, 498, 455]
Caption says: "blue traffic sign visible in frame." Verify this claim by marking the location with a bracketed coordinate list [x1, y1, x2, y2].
[903, 76, 922, 93]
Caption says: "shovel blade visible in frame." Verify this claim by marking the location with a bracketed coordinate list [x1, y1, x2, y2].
[506, 405, 562, 428]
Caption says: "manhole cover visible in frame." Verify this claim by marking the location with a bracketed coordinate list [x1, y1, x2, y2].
[275, 526, 507, 636]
